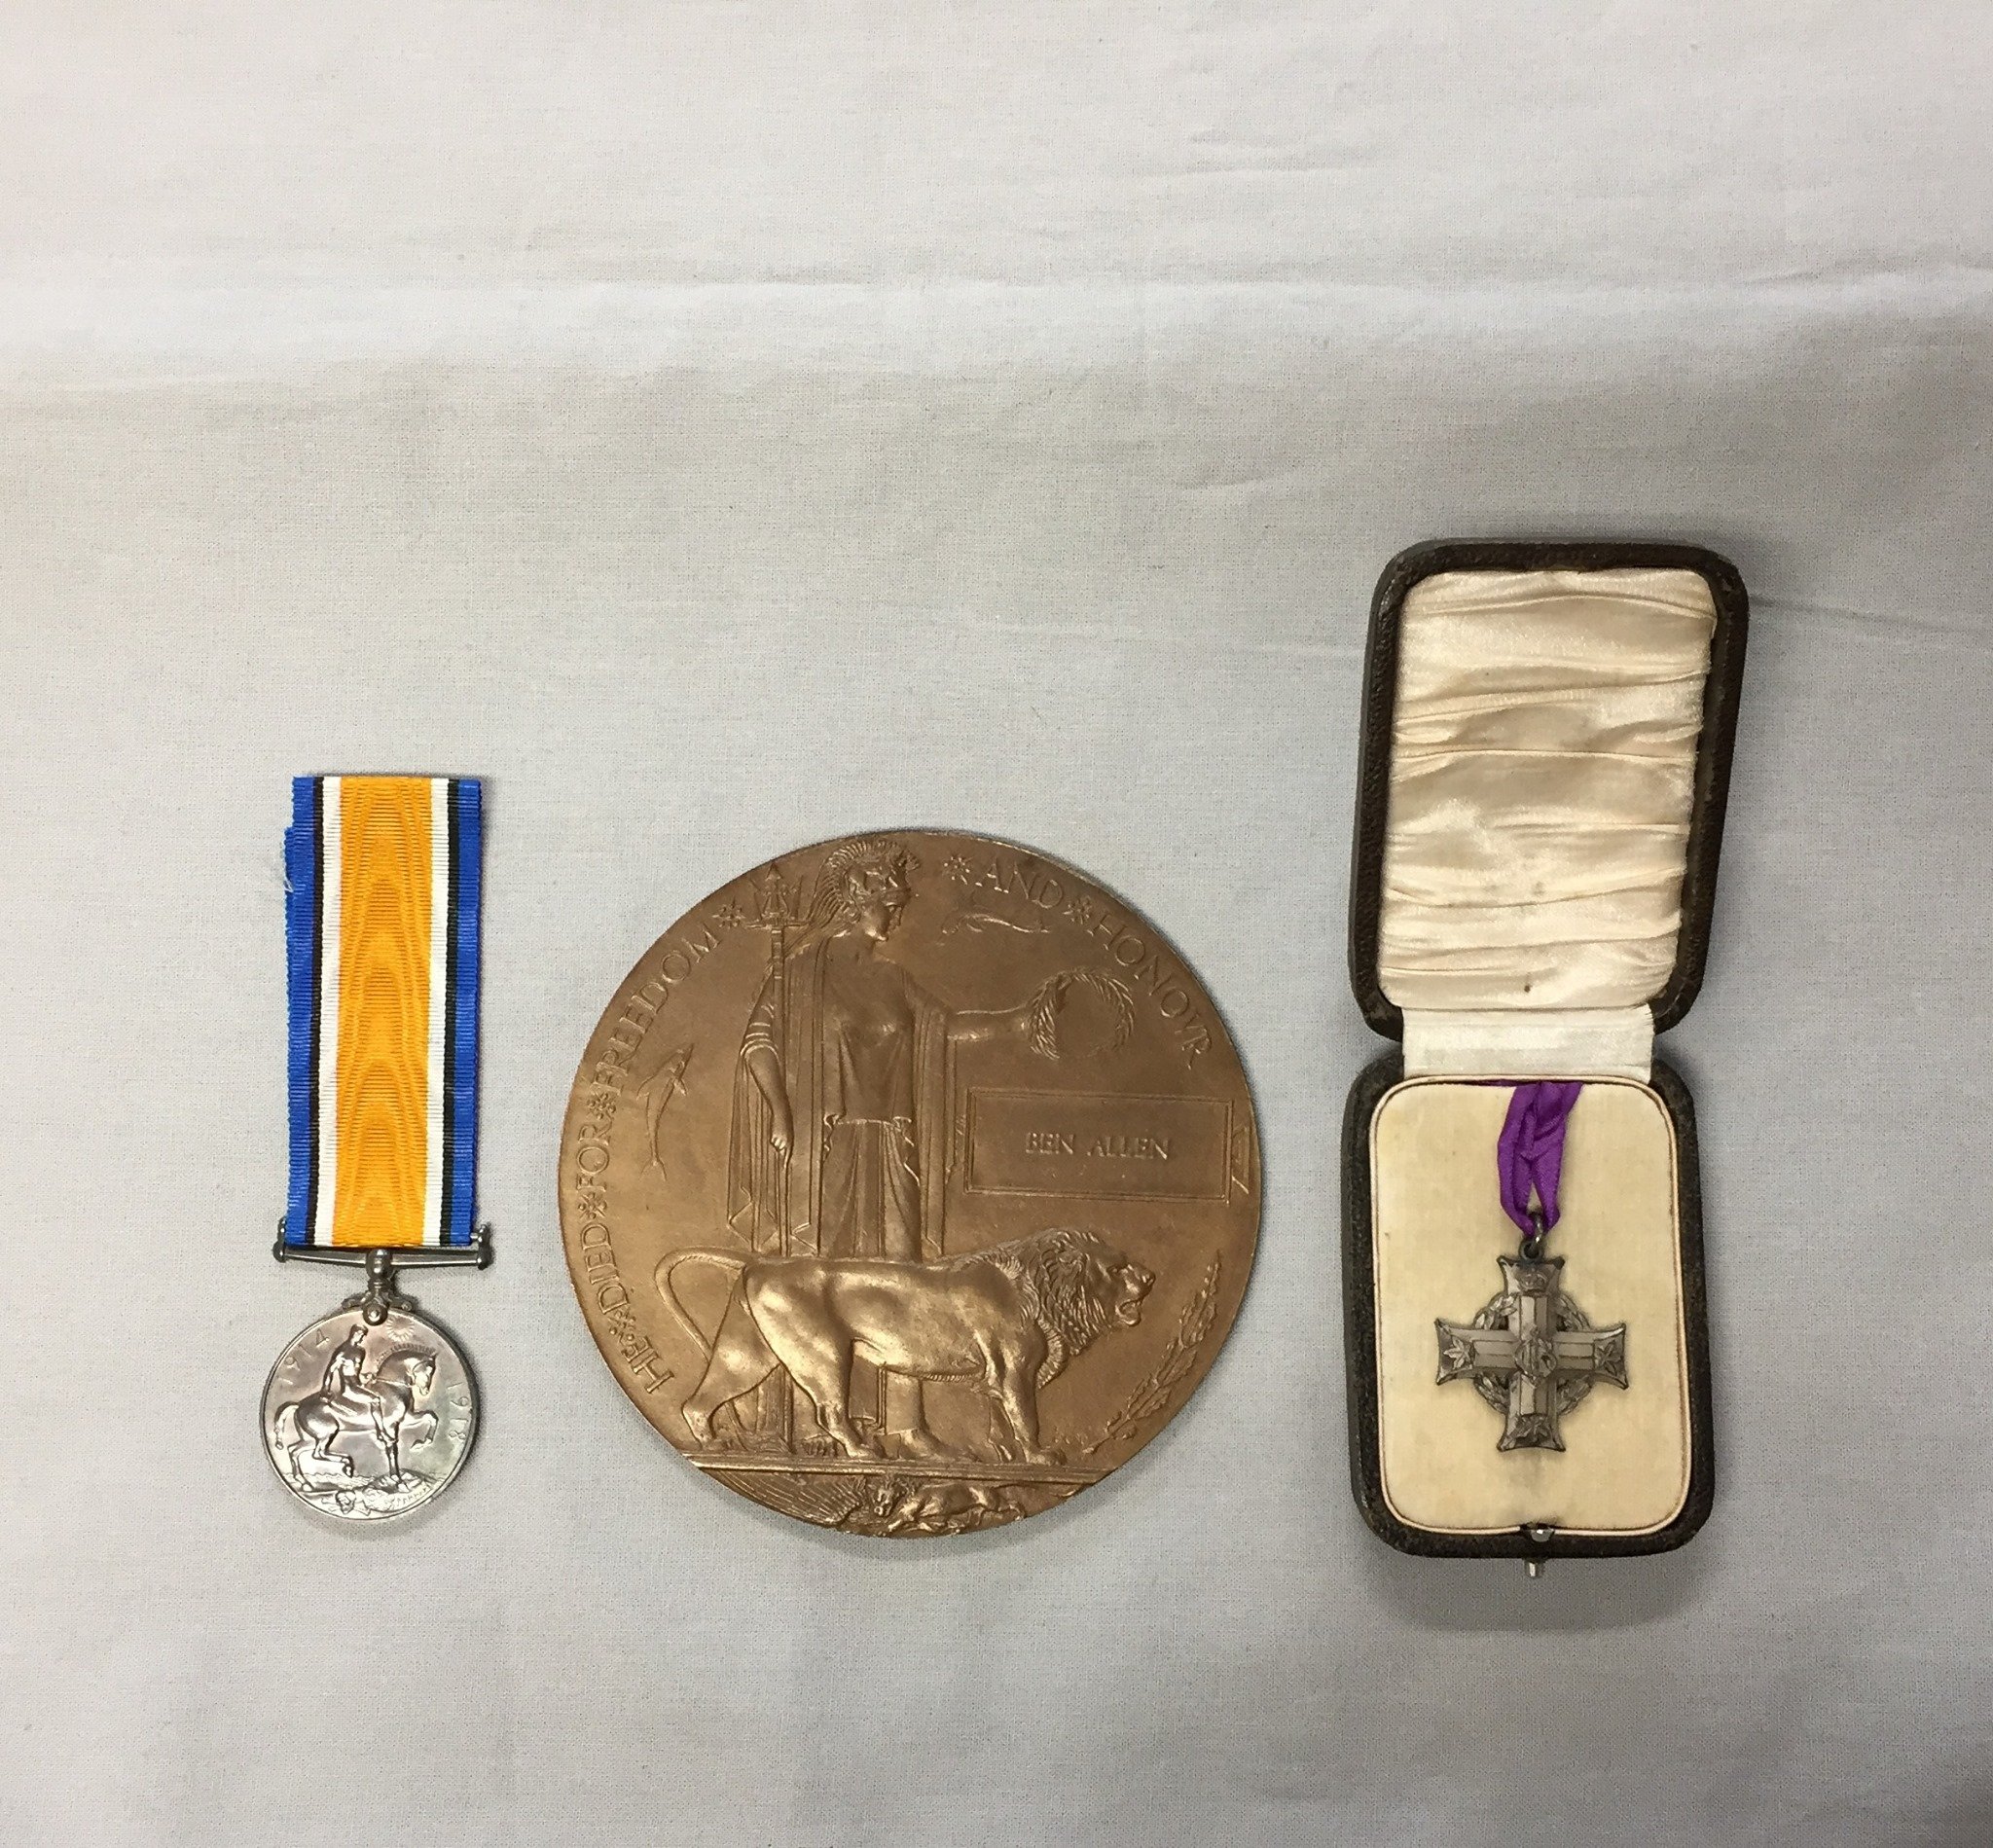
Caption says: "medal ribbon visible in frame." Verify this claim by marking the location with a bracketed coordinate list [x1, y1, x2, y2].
[1496, 1080, 1582, 1234]
[283, 776, 483, 1249]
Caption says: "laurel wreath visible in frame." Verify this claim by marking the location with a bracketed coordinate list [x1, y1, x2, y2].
[1078, 1256, 1223, 1458]
[1027, 967, 1137, 1060]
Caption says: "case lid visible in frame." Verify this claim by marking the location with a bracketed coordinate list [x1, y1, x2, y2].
[1349, 540, 1747, 1054]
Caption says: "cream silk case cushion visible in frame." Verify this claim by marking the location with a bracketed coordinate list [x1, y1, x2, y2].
[1371, 1078, 1690, 1536]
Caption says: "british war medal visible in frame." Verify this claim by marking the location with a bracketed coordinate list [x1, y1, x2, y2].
[262, 776, 489, 1521]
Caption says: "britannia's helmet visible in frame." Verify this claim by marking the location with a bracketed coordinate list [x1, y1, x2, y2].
[806, 837, 919, 930]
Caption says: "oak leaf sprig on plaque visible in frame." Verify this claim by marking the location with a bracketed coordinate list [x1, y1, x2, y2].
[1078, 1256, 1222, 1458]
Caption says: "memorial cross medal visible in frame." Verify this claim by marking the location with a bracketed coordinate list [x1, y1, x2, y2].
[1435, 1083, 1627, 1454]
[260, 777, 488, 1521]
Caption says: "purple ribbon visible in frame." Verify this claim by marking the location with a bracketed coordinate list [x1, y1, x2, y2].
[1496, 1081, 1583, 1234]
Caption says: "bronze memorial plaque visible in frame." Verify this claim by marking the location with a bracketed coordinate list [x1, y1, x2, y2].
[560, 831, 1260, 1536]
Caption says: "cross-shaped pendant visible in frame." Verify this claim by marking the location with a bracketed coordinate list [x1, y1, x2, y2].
[1436, 1254, 1627, 1451]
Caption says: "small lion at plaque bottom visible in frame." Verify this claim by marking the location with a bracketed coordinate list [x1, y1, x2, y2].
[659, 1227, 1153, 1466]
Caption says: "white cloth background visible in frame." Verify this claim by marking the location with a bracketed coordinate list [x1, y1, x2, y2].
[2, 7, 1989, 1845]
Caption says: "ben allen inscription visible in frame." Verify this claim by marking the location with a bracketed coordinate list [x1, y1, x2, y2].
[967, 1090, 1232, 1201]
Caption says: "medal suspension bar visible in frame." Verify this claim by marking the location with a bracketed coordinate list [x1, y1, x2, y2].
[274, 1220, 491, 1324]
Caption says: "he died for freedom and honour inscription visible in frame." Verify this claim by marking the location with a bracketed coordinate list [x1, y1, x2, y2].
[560, 831, 1260, 1536]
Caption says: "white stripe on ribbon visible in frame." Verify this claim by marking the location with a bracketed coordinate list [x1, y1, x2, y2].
[311, 776, 343, 1246]
[422, 777, 451, 1246]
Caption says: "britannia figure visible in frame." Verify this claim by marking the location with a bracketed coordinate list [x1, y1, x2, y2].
[725, 837, 1052, 1457]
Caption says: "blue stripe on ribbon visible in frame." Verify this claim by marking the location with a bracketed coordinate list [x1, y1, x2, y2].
[445, 779, 483, 1247]
[282, 778, 321, 1249]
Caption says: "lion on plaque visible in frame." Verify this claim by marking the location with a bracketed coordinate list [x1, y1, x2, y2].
[660, 1228, 1153, 1467]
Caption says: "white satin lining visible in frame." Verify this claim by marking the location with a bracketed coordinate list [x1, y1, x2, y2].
[1400, 1006, 1654, 1080]
[1378, 568, 1716, 1030]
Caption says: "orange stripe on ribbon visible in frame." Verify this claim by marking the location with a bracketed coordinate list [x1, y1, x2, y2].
[331, 778, 432, 1247]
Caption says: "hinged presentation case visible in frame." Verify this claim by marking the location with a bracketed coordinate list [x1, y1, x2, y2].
[1343, 540, 1747, 1562]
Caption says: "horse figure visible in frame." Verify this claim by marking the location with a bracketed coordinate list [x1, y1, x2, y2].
[274, 1344, 439, 1488]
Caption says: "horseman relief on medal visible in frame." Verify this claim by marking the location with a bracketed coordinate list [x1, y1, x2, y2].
[262, 1308, 478, 1520]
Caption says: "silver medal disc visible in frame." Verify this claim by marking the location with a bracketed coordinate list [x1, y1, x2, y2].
[261, 1303, 478, 1521]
